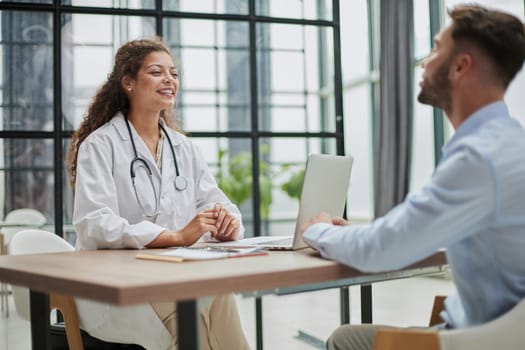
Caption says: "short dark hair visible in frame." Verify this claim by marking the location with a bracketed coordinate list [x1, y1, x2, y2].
[448, 4, 525, 88]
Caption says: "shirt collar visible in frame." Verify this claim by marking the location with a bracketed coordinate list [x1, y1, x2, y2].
[442, 100, 509, 156]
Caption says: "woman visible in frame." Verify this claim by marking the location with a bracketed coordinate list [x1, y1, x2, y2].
[67, 38, 250, 349]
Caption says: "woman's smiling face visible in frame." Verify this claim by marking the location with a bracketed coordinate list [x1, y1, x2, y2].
[128, 51, 179, 113]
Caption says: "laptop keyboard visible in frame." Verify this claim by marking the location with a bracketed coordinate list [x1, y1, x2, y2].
[256, 237, 293, 246]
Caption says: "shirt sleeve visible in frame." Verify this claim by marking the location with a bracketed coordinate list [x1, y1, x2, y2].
[73, 137, 165, 249]
[303, 147, 495, 272]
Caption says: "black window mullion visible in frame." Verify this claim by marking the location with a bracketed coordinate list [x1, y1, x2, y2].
[430, 0, 445, 167]
[249, 1, 261, 239]
[54, 1, 63, 238]
[332, 0, 345, 156]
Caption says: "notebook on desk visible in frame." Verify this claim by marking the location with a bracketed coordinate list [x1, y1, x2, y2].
[211, 153, 354, 251]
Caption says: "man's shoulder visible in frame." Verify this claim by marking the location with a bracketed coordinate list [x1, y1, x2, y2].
[451, 117, 525, 157]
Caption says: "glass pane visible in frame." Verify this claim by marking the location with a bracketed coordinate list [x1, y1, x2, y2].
[61, 14, 156, 130]
[444, 0, 524, 21]
[411, 66, 435, 192]
[340, 0, 370, 82]
[62, 138, 77, 245]
[164, 19, 250, 132]
[256, 0, 332, 21]
[0, 11, 54, 131]
[259, 137, 336, 236]
[164, 0, 249, 15]
[0, 138, 54, 221]
[0, 0, 52, 3]
[192, 137, 254, 236]
[257, 23, 335, 132]
[344, 85, 373, 221]
[68, 0, 155, 9]
[414, 0, 430, 60]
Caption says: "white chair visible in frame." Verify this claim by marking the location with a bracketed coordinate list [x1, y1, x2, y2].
[9, 229, 84, 349]
[0, 208, 47, 316]
[9, 229, 146, 350]
[374, 296, 525, 350]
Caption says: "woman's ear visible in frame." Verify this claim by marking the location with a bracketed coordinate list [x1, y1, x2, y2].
[121, 76, 133, 92]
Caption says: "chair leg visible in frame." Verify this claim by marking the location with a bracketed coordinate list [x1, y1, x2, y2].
[50, 294, 84, 350]
[0, 233, 8, 317]
[0, 281, 5, 314]
[429, 295, 447, 327]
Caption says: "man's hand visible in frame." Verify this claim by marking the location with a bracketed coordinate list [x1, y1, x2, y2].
[331, 216, 351, 226]
[300, 212, 333, 235]
[300, 213, 351, 236]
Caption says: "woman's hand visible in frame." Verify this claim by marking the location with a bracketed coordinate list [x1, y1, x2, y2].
[211, 203, 241, 241]
[147, 208, 219, 247]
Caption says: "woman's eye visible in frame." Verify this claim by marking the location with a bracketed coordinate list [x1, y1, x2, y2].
[171, 73, 179, 79]
[151, 71, 161, 76]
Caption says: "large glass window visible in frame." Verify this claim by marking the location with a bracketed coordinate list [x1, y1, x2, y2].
[164, 0, 249, 14]
[63, 14, 156, 130]
[340, 0, 374, 221]
[0, 1, 344, 347]
[0, 11, 54, 132]
[164, 19, 251, 132]
[256, 0, 332, 20]
[0, 10, 55, 229]
[410, 1, 435, 192]
[257, 23, 335, 133]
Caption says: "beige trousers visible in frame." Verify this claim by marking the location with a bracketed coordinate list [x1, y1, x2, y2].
[151, 294, 250, 350]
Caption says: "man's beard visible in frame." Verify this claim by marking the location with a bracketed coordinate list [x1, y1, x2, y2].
[417, 57, 453, 112]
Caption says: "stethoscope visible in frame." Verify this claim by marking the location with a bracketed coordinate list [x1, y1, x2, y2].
[124, 117, 188, 217]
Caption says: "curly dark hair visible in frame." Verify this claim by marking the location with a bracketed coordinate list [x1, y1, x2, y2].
[66, 38, 181, 188]
[448, 5, 525, 88]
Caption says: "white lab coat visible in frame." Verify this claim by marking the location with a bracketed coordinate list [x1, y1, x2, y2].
[72, 113, 244, 349]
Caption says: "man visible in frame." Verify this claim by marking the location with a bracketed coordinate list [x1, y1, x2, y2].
[301, 4, 525, 350]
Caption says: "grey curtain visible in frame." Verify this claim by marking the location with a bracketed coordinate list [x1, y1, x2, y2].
[374, 0, 414, 218]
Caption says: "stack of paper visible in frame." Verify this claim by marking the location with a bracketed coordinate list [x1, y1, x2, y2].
[136, 246, 267, 262]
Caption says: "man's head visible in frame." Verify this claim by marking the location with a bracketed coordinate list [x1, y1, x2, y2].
[418, 5, 525, 110]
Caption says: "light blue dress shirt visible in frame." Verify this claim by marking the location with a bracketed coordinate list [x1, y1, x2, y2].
[304, 101, 525, 328]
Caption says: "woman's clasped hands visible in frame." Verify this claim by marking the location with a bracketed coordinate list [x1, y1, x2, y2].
[148, 203, 240, 247]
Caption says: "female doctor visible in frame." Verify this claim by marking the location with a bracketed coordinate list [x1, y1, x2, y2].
[66, 38, 250, 349]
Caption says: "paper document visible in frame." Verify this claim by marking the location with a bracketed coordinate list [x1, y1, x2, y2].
[136, 246, 267, 262]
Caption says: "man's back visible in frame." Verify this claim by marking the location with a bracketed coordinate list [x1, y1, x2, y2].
[441, 101, 525, 328]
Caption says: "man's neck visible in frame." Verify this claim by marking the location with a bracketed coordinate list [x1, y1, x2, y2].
[446, 89, 504, 129]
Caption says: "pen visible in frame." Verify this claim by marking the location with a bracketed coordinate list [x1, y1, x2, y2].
[189, 246, 240, 253]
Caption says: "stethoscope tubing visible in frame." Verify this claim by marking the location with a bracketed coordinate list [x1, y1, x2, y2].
[125, 117, 187, 217]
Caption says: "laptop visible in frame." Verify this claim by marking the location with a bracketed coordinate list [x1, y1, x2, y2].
[211, 153, 353, 250]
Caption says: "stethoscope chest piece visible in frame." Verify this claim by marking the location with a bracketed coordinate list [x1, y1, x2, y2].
[175, 175, 188, 191]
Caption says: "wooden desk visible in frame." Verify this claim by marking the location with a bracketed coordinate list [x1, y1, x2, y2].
[0, 248, 446, 349]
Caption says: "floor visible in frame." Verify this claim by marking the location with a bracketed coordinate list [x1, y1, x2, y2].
[0, 274, 455, 349]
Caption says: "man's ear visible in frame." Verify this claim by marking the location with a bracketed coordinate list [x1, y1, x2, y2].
[452, 53, 473, 81]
